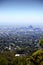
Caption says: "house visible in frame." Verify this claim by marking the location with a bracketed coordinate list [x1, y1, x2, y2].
[15, 54, 26, 57]
[15, 54, 20, 56]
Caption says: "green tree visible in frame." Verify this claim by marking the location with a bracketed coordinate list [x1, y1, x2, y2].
[0, 57, 8, 65]
[39, 36, 43, 49]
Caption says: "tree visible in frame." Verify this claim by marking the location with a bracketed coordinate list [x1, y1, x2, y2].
[0, 57, 8, 65]
[39, 36, 43, 49]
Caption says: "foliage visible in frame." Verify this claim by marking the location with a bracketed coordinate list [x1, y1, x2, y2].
[0, 36, 43, 65]
[0, 49, 43, 65]
[29, 50, 43, 65]
[39, 36, 43, 48]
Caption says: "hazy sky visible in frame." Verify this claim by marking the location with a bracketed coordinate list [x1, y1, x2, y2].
[0, 0, 43, 27]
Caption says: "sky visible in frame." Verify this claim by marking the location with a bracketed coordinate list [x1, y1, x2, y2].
[0, 0, 43, 27]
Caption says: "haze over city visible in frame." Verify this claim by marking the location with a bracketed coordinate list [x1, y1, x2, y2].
[0, 0, 43, 28]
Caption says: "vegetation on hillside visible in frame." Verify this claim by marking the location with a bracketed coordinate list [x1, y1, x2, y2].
[0, 36, 43, 65]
